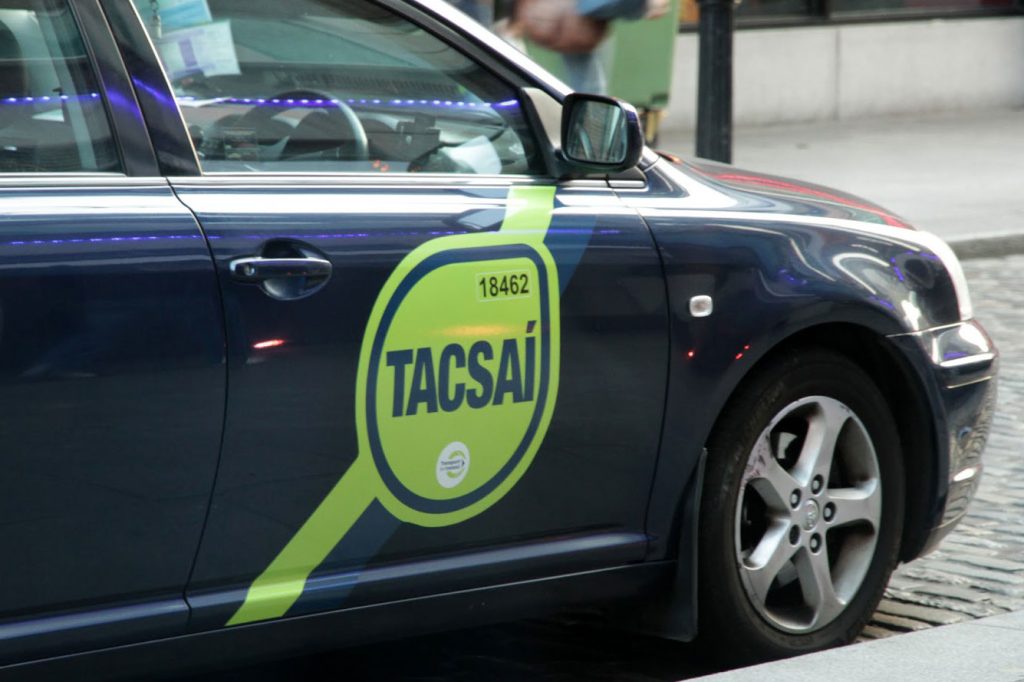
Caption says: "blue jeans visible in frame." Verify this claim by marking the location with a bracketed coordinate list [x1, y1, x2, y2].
[447, 0, 494, 24]
[563, 52, 607, 95]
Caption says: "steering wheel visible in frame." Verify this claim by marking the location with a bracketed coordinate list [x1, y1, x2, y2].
[232, 89, 369, 162]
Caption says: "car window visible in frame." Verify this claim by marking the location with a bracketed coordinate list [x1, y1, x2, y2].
[0, 0, 121, 173]
[136, 0, 545, 175]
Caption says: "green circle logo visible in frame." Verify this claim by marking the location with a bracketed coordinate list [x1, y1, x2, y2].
[360, 240, 559, 526]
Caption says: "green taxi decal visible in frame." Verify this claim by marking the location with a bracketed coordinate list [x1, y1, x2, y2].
[229, 186, 560, 625]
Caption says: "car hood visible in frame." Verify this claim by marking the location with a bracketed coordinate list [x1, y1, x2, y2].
[657, 152, 913, 230]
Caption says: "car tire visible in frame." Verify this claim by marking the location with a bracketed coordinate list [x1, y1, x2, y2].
[697, 348, 904, 662]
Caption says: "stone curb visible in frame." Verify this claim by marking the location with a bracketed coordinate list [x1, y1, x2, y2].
[950, 233, 1024, 261]
[691, 610, 1024, 681]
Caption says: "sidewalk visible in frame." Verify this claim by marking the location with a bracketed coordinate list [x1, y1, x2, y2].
[696, 610, 1024, 681]
[658, 108, 1024, 251]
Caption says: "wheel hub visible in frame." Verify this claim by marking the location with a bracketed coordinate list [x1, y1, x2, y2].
[801, 499, 821, 531]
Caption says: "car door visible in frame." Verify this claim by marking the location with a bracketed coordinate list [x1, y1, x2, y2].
[109, 0, 670, 629]
[0, 0, 224, 664]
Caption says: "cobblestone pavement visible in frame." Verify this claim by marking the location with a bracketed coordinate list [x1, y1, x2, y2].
[864, 254, 1024, 639]
[181, 255, 1019, 680]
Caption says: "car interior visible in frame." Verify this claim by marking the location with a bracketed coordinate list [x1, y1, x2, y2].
[159, 0, 543, 175]
[0, 3, 120, 173]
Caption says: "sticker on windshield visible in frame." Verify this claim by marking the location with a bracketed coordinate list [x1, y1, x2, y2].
[228, 186, 560, 626]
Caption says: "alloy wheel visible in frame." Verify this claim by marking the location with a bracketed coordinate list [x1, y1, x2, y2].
[733, 396, 882, 634]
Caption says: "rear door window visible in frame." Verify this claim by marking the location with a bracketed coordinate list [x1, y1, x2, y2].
[0, 0, 121, 173]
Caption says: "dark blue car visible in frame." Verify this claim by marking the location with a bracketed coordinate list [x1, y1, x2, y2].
[0, 0, 996, 675]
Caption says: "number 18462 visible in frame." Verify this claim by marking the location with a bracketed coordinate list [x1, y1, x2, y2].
[477, 270, 531, 301]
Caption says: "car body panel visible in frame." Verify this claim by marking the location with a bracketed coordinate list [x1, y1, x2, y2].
[0, 180, 225, 664]
[666, 155, 913, 228]
[4, 562, 673, 682]
[172, 177, 670, 628]
[617, 159, 994, 570]
[0, 0, 996, 672]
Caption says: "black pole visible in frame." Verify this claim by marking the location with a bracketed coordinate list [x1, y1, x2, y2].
[696, 0, 735, 163]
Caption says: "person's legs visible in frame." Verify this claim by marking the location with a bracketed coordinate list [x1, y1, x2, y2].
[448, 0, 493, 24]
[562, 51, 607, 94]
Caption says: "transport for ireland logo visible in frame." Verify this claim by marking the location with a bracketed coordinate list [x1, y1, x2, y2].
[436, 442, 470, 489]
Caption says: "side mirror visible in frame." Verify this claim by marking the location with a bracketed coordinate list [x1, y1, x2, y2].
[560, 93, 644, 174]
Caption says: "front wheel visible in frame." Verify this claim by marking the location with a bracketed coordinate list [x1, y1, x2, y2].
[698, 349, 904, 662]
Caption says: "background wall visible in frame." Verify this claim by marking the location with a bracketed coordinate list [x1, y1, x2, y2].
[662, 17, 1024, 131]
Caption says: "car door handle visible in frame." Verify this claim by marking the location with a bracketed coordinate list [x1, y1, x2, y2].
[230, 257, 332, 283]
[229, 254, 333, 301]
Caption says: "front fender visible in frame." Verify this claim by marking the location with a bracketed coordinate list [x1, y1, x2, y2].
[642, 210, 959, 533]
[625, 177, 965, 639]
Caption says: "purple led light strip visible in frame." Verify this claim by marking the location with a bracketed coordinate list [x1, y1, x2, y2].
[4, 234, 207, 247]
[0, 93, 101, 105]
[177, 96, 520, 110]
[0, 227, 618, 250]
[0, 92, 520, 111]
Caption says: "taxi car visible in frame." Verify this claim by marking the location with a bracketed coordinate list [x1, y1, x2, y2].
[0, 0, 996, 675]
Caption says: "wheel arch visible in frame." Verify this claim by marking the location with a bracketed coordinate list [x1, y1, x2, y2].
[638, 319, 941, 642]
[705, 321, 940, 563]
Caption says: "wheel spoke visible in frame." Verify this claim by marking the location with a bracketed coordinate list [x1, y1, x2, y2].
[794, 399, 850, 484]
[744, 436, 802, 512]
[828, 483, 882, 531]
[795, 545, 845, 627]
[740, 520, 797, 604]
